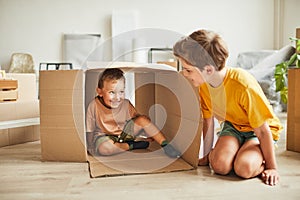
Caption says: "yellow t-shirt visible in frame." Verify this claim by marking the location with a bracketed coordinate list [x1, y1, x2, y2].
[199, 67, 282, 141]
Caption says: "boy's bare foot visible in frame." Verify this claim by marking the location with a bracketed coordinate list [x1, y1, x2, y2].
[198, 154, 209, 166]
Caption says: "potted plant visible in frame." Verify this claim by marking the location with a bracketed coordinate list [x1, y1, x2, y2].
[274, 37, 300, 104]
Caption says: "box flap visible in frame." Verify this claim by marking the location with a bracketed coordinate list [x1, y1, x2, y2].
[39, 70, 86, 162]
[86, 61, 177, 72]
[87, 148, 194, 178]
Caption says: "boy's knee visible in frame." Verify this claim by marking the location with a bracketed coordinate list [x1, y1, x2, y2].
[209, 156, 232, 175]
[98, 147, 113, 156]
[134, 115, 151, 125]
[97, 141, 116, 156]
[234, 159, 257, 179]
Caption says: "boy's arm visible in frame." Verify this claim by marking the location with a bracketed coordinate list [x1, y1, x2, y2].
[198, 117, 214, 166]
[254, 122, 279, 185]
[86, 101, 97, 154]
[86, 132, 95, 154]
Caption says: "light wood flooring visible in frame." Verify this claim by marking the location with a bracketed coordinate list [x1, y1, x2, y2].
[1, 112, 300, 200]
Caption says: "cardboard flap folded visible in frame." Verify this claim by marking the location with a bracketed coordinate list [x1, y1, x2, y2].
[40, 70, 86, 162]
[88, 151, 194, 178]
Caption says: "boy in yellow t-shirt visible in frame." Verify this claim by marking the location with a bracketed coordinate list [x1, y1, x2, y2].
[173, 29, 282, 186]
[86, 68, 180, 158]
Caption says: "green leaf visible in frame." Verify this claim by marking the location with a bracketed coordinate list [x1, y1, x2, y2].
[287, 53, 297, 66]
[289, 37, 298, 42]
[274, 63, 287, 75]
[275, 76, 285, 92]
[274, 62, 288, 92]
[280, 86, 288, 104]
[297, 40, 300, 52]
[281, 94, 288, 104]
[296, 54, 300, 68]
[274, 37, 300, 103]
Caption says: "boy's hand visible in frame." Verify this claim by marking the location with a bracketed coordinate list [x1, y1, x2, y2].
[198, 154, 209, 166]
[87, 147, 95, 155]
[261, 169, 279, 186]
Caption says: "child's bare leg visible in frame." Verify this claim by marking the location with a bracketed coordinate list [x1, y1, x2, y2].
[209, 136, 240, 175]
[133, 115, 181, 158]
[133, 115, 166, 144]
[86, 132, 95, 155]
[97, 140, 129, 156]
[234, 139, 265, 179]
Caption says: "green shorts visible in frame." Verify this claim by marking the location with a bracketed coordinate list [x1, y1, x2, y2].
[217, 121, 258, 145]
[94, 117, 138, 152]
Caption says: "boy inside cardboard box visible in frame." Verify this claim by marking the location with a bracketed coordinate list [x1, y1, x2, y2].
[39, 62, 202, 177]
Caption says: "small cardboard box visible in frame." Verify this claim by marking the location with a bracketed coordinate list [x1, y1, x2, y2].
[0, 79, 18, 89]
[287, 68, 300, 152]
[0, 79, 18, 101]
[39, 62, 202, 177]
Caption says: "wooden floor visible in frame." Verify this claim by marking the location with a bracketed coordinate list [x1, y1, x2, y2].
[1, 113, 300, 200]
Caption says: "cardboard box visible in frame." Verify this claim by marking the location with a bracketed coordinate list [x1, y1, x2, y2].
[157, 61, 178, 69]
[0, 90, 18, 101]
[287, 68, 300, 152]
[0, 79, 18, 89]
[286, 29, 300, 153]
[39, 63, 202, 177]
[0, 79, 18, 101]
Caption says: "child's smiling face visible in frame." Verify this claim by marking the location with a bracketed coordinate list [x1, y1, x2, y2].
[180, 58, 205, 87]
[97, 78, 125, 108]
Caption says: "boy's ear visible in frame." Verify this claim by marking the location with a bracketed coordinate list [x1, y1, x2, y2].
[96, 88, 102, 97]
[204, 65, 214, 75]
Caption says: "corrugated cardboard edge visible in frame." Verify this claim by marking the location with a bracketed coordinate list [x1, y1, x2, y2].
[87, 152, 194, 178]
[286, 29, 300, 152]
[87, 69, 202, 178]
[287, 68, 300, 152]
[39, 70, 87, 162]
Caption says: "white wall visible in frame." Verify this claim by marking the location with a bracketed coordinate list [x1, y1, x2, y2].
[0, 0, 298, 71]
[282, 0, 300, 45]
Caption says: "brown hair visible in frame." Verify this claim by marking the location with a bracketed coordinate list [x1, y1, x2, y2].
[173, 29, 228, 71]
[98, 68, 125, 89]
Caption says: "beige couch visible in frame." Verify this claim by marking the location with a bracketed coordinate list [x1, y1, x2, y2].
[0, 73, 39, 147]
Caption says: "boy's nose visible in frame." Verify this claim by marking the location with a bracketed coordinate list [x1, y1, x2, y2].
[114, 93, 121, 101]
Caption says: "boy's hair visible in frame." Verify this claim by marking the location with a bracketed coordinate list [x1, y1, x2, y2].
[173, 29, 228, 71]
[98, 68, 125, 89]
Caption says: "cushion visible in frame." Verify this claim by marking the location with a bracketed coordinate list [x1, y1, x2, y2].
[248, 45, 295, 111]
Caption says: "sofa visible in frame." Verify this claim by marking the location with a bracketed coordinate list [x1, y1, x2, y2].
[0, 73, 40, 147]
[235, 45, 295, 112]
